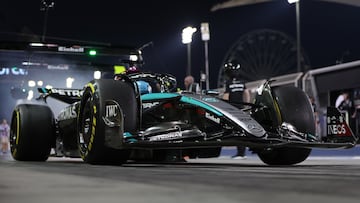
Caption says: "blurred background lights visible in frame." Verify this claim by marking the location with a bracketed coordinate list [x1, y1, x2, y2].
[27, 90, 34, 100]
[288, 0, 299, 3]
[182, 26, 197, 44]
[129, 54, 138, 61]
[66, 77, 74, 88]
[88, 49, 97, 56]
[28, 80, 36, 87]
[94, 71, 101, 79]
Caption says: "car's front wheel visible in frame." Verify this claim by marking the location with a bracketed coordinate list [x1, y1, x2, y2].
[257, 86, 314, 165]
[78, 79, 139, 165]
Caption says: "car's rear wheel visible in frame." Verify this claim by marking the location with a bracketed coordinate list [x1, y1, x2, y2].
[257, 86, 314, 165]
[10, 104, 55, 161]
[78, 79, 139, 165]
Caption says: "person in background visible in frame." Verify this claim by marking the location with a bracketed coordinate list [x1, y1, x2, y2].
[222, 61, 250, 159]
[336, 91, 356, 132]
[0, 119, 10, 154]
[184, 75, 195, 91]
[183, 75, 201, 93]
[222, 62, 250, 107]
[309, 96, 321, 136]
[335, 92, 350, 109]
[352, 89, 360, 138]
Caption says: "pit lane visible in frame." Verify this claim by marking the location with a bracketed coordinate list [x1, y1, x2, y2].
[1, 152, 360, 203]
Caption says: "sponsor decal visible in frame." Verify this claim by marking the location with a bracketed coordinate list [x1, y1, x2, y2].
[105, 104, 118, 118]
[142, 102, 159, 109]
[246, 124, 263, 133]
[328, 124, 347, 135]
[229, 83, 244, 89]
[201, 97, 219, 102]
[51, 88, 83, 97]
[205, 112, 220, 124]
[149, 131, 182, 141]
[239, 118, 253, 122]
[327, 115, 352, 137]
[0, 67, 28, 76]
[102, 101, 122, 127]
[58, 46, 84, 53]
[173, 125, 181, 131]
[47, 64, 69, 70]
[59, 105, 77, 120]
[229, 83, 244, 92]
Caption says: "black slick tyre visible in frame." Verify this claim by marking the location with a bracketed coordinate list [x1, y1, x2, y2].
[10, 104, 55, 161]
[257, 86, 314, 165]
[78, 79, 138, 165]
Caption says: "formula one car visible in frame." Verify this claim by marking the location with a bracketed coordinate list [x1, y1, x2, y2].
[9, 72, 358, 165]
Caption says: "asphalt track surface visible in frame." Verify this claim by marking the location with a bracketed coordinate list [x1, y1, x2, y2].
[1, 152, 360, 203]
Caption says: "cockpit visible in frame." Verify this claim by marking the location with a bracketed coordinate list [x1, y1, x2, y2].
[127, 72, 177, 94]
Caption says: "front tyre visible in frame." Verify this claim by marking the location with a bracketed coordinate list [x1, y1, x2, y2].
[78, 79, 138, 165]
[10, 104, 55, 161]
[257, 86, 314, 165]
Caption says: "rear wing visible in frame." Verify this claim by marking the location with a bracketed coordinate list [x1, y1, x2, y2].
[37, 88, 83, 104]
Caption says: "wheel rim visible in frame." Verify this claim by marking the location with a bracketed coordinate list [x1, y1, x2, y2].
[79, 97, 93, 155]
[10, 110, 19, 154]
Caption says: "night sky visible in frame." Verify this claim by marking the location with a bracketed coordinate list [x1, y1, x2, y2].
[1, 0, 360, 88]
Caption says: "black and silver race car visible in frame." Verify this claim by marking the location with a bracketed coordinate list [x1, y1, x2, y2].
[9, 72, 358, 165]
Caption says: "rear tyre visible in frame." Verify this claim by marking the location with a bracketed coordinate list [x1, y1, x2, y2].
[10, 104, 55, 161]
[78, 79, 138, 165]
[257, 86, 314, 165]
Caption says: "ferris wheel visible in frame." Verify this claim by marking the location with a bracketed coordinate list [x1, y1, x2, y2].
[217, 29, 310, 88]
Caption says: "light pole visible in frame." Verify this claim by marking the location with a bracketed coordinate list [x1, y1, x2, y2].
[201, 22, 210, 90]
[40, 0, 55, 42]
[182, 26, 197, 76]
[288, 0, 301, 73]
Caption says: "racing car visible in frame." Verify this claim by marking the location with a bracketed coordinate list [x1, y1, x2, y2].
[9, 72, 358, 165]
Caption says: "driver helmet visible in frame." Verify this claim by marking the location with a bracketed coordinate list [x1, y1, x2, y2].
[136, 80, 152, 95]
[113, 65, 140, 80]
[114, 65, 127, 80]
[126, 66, 139, 74]
[223, 61, 241, 79]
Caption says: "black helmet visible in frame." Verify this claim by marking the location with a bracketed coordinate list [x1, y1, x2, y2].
[223, 61, 241, 79]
